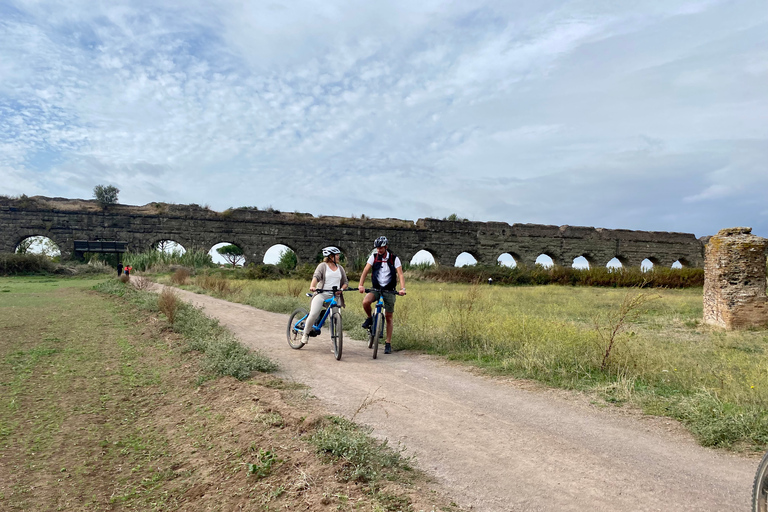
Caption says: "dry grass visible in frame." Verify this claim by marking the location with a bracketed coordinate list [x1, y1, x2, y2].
[157, 287, 180, 324]
[131, 275, 153, 291]
[171, 267, 191, 285]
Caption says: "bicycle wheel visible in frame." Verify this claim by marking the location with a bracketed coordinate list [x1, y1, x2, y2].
[371, 311, 384, 359]
[286, 307, 309, 349]
[331, 310, 343, 361]
[753, 450, 768, 512]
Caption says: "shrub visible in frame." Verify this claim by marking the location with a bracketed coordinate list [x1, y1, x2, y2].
[157, 287, 179, 324]
[0, 253, 56, 275]
[171, 268, 191, 285]
[131, 276, 153, 291]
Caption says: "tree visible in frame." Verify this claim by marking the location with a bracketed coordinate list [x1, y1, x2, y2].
[276, 248, 297, 271]
[93, 185, 119, 207]
[217, 244, 244, 267]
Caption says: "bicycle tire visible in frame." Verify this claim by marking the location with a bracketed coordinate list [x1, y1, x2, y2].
[367, 321, 374, 349]
[372, 311, 384, 359]
[753, 450, 768, 512]
[331, 310, 343, 361]
[286, 307, 309, 349]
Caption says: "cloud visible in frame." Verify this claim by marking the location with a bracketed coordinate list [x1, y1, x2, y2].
[0, 0, 765, 240]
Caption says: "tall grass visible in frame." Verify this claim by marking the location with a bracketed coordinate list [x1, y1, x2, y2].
[411, 264, 705, 288]
[123, 250, 215, 272]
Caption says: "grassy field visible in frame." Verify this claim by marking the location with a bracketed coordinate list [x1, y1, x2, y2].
[163, 274, 768, 451]
[0, 276, 456, 511]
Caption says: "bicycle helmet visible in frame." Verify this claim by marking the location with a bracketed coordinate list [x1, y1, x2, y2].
[322, 246, 341, 257]
[373, 236, 388, 248]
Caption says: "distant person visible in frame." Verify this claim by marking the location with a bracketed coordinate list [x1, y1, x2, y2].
[301, 247, 349, 345]
[117, 262, 123, 276]
[124, 265, 132, 276]
[357, 236, 406, 354]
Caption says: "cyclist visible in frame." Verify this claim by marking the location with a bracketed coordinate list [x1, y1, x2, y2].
[357, 236, 406, 354]
[302, 246, 349, 345]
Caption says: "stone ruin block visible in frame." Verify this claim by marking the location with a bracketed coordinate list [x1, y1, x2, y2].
[703, 227, 768, 329]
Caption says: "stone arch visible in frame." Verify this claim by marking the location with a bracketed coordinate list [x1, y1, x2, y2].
[410, 249, 436, 267]
[497, 252, 519, 268]
[672, 257, 691, 268]
[263, 243, 298, 267]
[641, 257, 659, 272]
[209, 240, 247, 267]
[455, 251, 478, 267]
[606, 257, 624, 269]
[572, 256, 590, 269]
[150, 238, 187, 254]
[535, 254, 555, 268]
[14, 234, 62, 259]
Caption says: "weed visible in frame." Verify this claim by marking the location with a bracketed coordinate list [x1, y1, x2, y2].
[246, 448, 280, 478]
[157, 288, 180, 324]
[130, 276, 153, 291]
[310, 416, 412, 483]
[170, 268, 191, 285]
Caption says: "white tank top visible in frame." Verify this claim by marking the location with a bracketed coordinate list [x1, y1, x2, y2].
[324, 266, 341, 291]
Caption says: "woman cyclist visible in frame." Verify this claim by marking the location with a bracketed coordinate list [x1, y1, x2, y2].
[301, 246, 350, 344]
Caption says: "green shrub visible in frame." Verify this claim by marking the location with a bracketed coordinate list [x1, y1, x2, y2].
[0, 253, 57, 275]
[411, 264, 704, 288]
[309, 416, 411, 483]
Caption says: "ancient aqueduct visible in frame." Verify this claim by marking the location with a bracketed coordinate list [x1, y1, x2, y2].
[0, 196, 709, 269]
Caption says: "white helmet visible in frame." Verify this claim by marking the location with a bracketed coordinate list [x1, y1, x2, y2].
[322, 246, 341, 257]
[373, 236, 388, 248]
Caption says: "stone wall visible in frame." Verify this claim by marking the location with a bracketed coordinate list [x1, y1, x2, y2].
[703, 227, 768, 329]
[0, 195, 706, 268]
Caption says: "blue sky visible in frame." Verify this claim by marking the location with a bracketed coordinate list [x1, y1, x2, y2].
[1, 0, 766, 239]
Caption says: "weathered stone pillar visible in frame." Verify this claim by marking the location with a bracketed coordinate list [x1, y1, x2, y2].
[703, 227, 768, 329]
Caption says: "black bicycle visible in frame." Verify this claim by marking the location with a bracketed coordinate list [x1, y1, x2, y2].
[286, 287, 349, 361]
[754, 450, 768, 512]
[363, 288, 404, 359]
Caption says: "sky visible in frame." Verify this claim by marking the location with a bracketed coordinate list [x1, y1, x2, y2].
[1, 0, 767, 241]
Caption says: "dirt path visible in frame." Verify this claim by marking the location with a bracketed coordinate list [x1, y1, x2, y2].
[172, 287, 754, 512]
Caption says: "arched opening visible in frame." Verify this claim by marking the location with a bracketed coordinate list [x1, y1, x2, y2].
[672, 258, 690, 268]
[15, 236, 61, 261]
[572, 256, 590, 269]
[264, 244, 297, 270]
[672, 260, 682, 269]
[152, 240, 186, 255]
[606, 258, 623, 269]
[455, 252, 477, 267]
[410, 250, 436, 269]
[497, 253, 517, 268]
[209, 242, 245, 268]
[535, 254, 554, 268]
[641, 258, 654, 272]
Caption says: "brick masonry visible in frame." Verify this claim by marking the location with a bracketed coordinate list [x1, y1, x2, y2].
[703, 227, 768, 329]
[1, 195, 707, 268]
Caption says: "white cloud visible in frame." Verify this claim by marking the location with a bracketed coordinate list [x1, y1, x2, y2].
[0, 0, 765, 238]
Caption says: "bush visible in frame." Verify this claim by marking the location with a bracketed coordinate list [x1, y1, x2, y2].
[411, 264, 704, 288]
[171, 268, 191, 285]
[0, 253, 56, 275]
[157, 288, 179, 324]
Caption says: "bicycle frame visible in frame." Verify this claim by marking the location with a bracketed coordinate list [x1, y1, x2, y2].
[364, 288, 402, 359]
[296, 290, 342, 333]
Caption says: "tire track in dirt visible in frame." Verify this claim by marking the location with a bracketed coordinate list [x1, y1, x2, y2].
[171, 286, 754, 512]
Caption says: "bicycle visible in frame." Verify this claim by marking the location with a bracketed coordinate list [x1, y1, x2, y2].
[754, 450, 768, 512]
[363, 288, 404, 359]
[286, 287, 348, 360]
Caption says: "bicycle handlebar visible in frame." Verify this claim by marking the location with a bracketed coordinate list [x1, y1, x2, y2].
[364, 288, 406, 296]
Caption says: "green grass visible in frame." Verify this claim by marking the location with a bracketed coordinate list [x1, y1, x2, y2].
[163, 276, 768, 450]
[95, 279, 278, 379]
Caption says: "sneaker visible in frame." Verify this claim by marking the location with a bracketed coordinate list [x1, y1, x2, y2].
[361, 317, 373, 329]
[384, 343, 392, 354]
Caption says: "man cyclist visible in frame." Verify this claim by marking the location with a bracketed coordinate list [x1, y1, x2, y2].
[357, 236, 406, 354]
